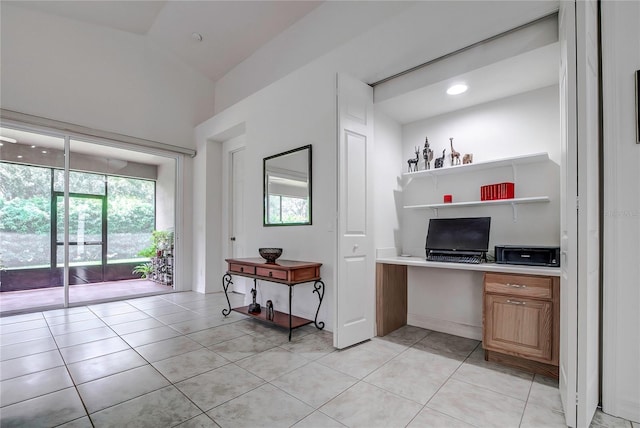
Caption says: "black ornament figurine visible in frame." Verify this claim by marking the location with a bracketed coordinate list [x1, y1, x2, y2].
[434, 149, 446, 169]
[266, 300, 274, 321]
[423, 137, 433, 170]
[248, 288, 261, 314]
[407, 146, 420, 172]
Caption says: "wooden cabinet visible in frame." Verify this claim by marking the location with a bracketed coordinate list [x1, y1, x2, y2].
[483, 272, 559, 378]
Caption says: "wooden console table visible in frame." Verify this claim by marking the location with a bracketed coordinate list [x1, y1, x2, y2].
[221, 258, 325, 340]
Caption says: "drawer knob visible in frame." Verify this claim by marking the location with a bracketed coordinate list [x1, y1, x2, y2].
[506, 299, 526, 305]
[507, 283, 526, 288]
[269, 271, 273, 277]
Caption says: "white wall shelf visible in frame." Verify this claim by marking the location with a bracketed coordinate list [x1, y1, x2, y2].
[404, 196, 550, 221]
[402, 152, 550, 180]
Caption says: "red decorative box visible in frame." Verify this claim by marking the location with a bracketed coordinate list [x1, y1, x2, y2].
[480, 182, 515, 201]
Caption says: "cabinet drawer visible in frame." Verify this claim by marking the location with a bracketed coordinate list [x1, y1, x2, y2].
[483, 294, 553, 361]
[484, 273, 552, 299]
[229, 264, 255, 275]
[256, 267, 288, 280]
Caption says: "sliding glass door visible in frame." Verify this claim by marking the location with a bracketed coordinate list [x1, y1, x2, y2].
[0, 124, 178, 314]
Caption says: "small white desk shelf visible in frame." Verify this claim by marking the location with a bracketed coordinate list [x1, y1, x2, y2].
[402, 152, 550, 180]
[402, 152, 552, 220]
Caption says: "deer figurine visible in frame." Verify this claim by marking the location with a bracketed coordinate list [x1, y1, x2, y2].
[407, 146, 420, 172]
[450, 137, 461, 165]
[434, 149, 446, 169]
[463, 153, 473, 164]
[422, 137, 433, 170]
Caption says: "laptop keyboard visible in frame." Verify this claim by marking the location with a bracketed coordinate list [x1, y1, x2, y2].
[426, 254, 482, 264]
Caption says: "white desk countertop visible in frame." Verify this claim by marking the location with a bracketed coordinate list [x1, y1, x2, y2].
[376, 256, 561, 277]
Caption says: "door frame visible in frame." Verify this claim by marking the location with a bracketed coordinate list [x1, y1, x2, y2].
[222, 135, 248, 296]
[52, 191, 107, 279]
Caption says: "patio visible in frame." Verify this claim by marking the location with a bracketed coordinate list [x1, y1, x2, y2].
[0, 279, 173, 316]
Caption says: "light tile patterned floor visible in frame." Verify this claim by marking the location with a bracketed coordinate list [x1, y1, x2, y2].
[0, 291, 636, 428]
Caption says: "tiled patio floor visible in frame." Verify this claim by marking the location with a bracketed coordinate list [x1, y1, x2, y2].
[0, 279, 173, 316]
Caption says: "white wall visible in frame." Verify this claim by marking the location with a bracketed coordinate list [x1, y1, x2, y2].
[155, 158, 176, 232]
[387, 85, 560, 339]
[402, 86, 561, 254]
[373, 110, 404, 253]
[601, 1, 640, 422]
[0, 4, 215, 148]
[195, 59, 337, 329]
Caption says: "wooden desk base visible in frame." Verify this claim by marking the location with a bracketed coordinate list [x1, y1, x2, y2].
[376, 262, 560, 379]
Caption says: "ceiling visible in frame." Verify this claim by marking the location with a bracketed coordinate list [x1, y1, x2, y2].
[8, 0, 323, 83]
[4, 1, 559, 128]
[375, 43, 559, 124]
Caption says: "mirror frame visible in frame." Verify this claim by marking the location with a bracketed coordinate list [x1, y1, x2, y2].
[263, 144, 312, 227]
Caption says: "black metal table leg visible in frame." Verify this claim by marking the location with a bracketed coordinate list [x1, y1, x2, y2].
[313, 280, 325, 330]
[221, 273, 233, 316]
[288, 285, 293, 341]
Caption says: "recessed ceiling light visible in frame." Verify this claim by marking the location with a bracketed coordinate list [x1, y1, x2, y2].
[191, 32, 203, 42]
[31, 145, 37, 148]
[0, 136, 17, 144]
[16, 155, 23, 159]
[0, 142, 3, 147]
[447, 84, 468, 95]
[41, 150, 47, 154]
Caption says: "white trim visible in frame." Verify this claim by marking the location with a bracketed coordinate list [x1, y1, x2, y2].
[172, 154, 186, 292]
[63, 136, 70, 307]
[0, 109, 196, 157]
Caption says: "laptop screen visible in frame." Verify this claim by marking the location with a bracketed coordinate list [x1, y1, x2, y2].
[425, 217, 491, 253]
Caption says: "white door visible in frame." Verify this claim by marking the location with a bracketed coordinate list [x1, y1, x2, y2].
[335, 73, 375, 349]
[575, 0, 600, 426]
[229, 146, 248, 294]
[559, 1, 600, 426]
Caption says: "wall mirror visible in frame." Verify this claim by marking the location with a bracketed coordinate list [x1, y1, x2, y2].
[264, 145, 312, 226]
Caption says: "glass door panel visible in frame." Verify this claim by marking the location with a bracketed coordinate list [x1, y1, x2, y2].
[55, 194, 105, 283]
[0, 127, 66, 314]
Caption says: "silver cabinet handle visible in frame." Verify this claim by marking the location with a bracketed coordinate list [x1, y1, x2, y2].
[506, 283, 526, 288]
[506, 299, 525, 305]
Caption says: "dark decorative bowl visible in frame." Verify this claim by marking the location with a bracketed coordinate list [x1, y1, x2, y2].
[259, 248, 282, 264]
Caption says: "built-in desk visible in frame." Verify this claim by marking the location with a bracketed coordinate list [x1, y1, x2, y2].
[376, 256, 561, 276]
[376, 256, 561, 377]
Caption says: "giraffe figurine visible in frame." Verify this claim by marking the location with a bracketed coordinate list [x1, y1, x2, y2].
[450, 137, 461, 166]
[422, 137, 433, 170]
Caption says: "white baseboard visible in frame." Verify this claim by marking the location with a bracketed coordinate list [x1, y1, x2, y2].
[407, 313, 482, 341]
[605, 398, 640, 424]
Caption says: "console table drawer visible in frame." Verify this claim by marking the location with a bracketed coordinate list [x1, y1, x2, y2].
[229, 264, 256, 275]
[484, 273, 552, 299]
[256, 267, 288, 280]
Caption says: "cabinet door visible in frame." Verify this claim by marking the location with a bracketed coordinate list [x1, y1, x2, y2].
[484, 294, 553, 362]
